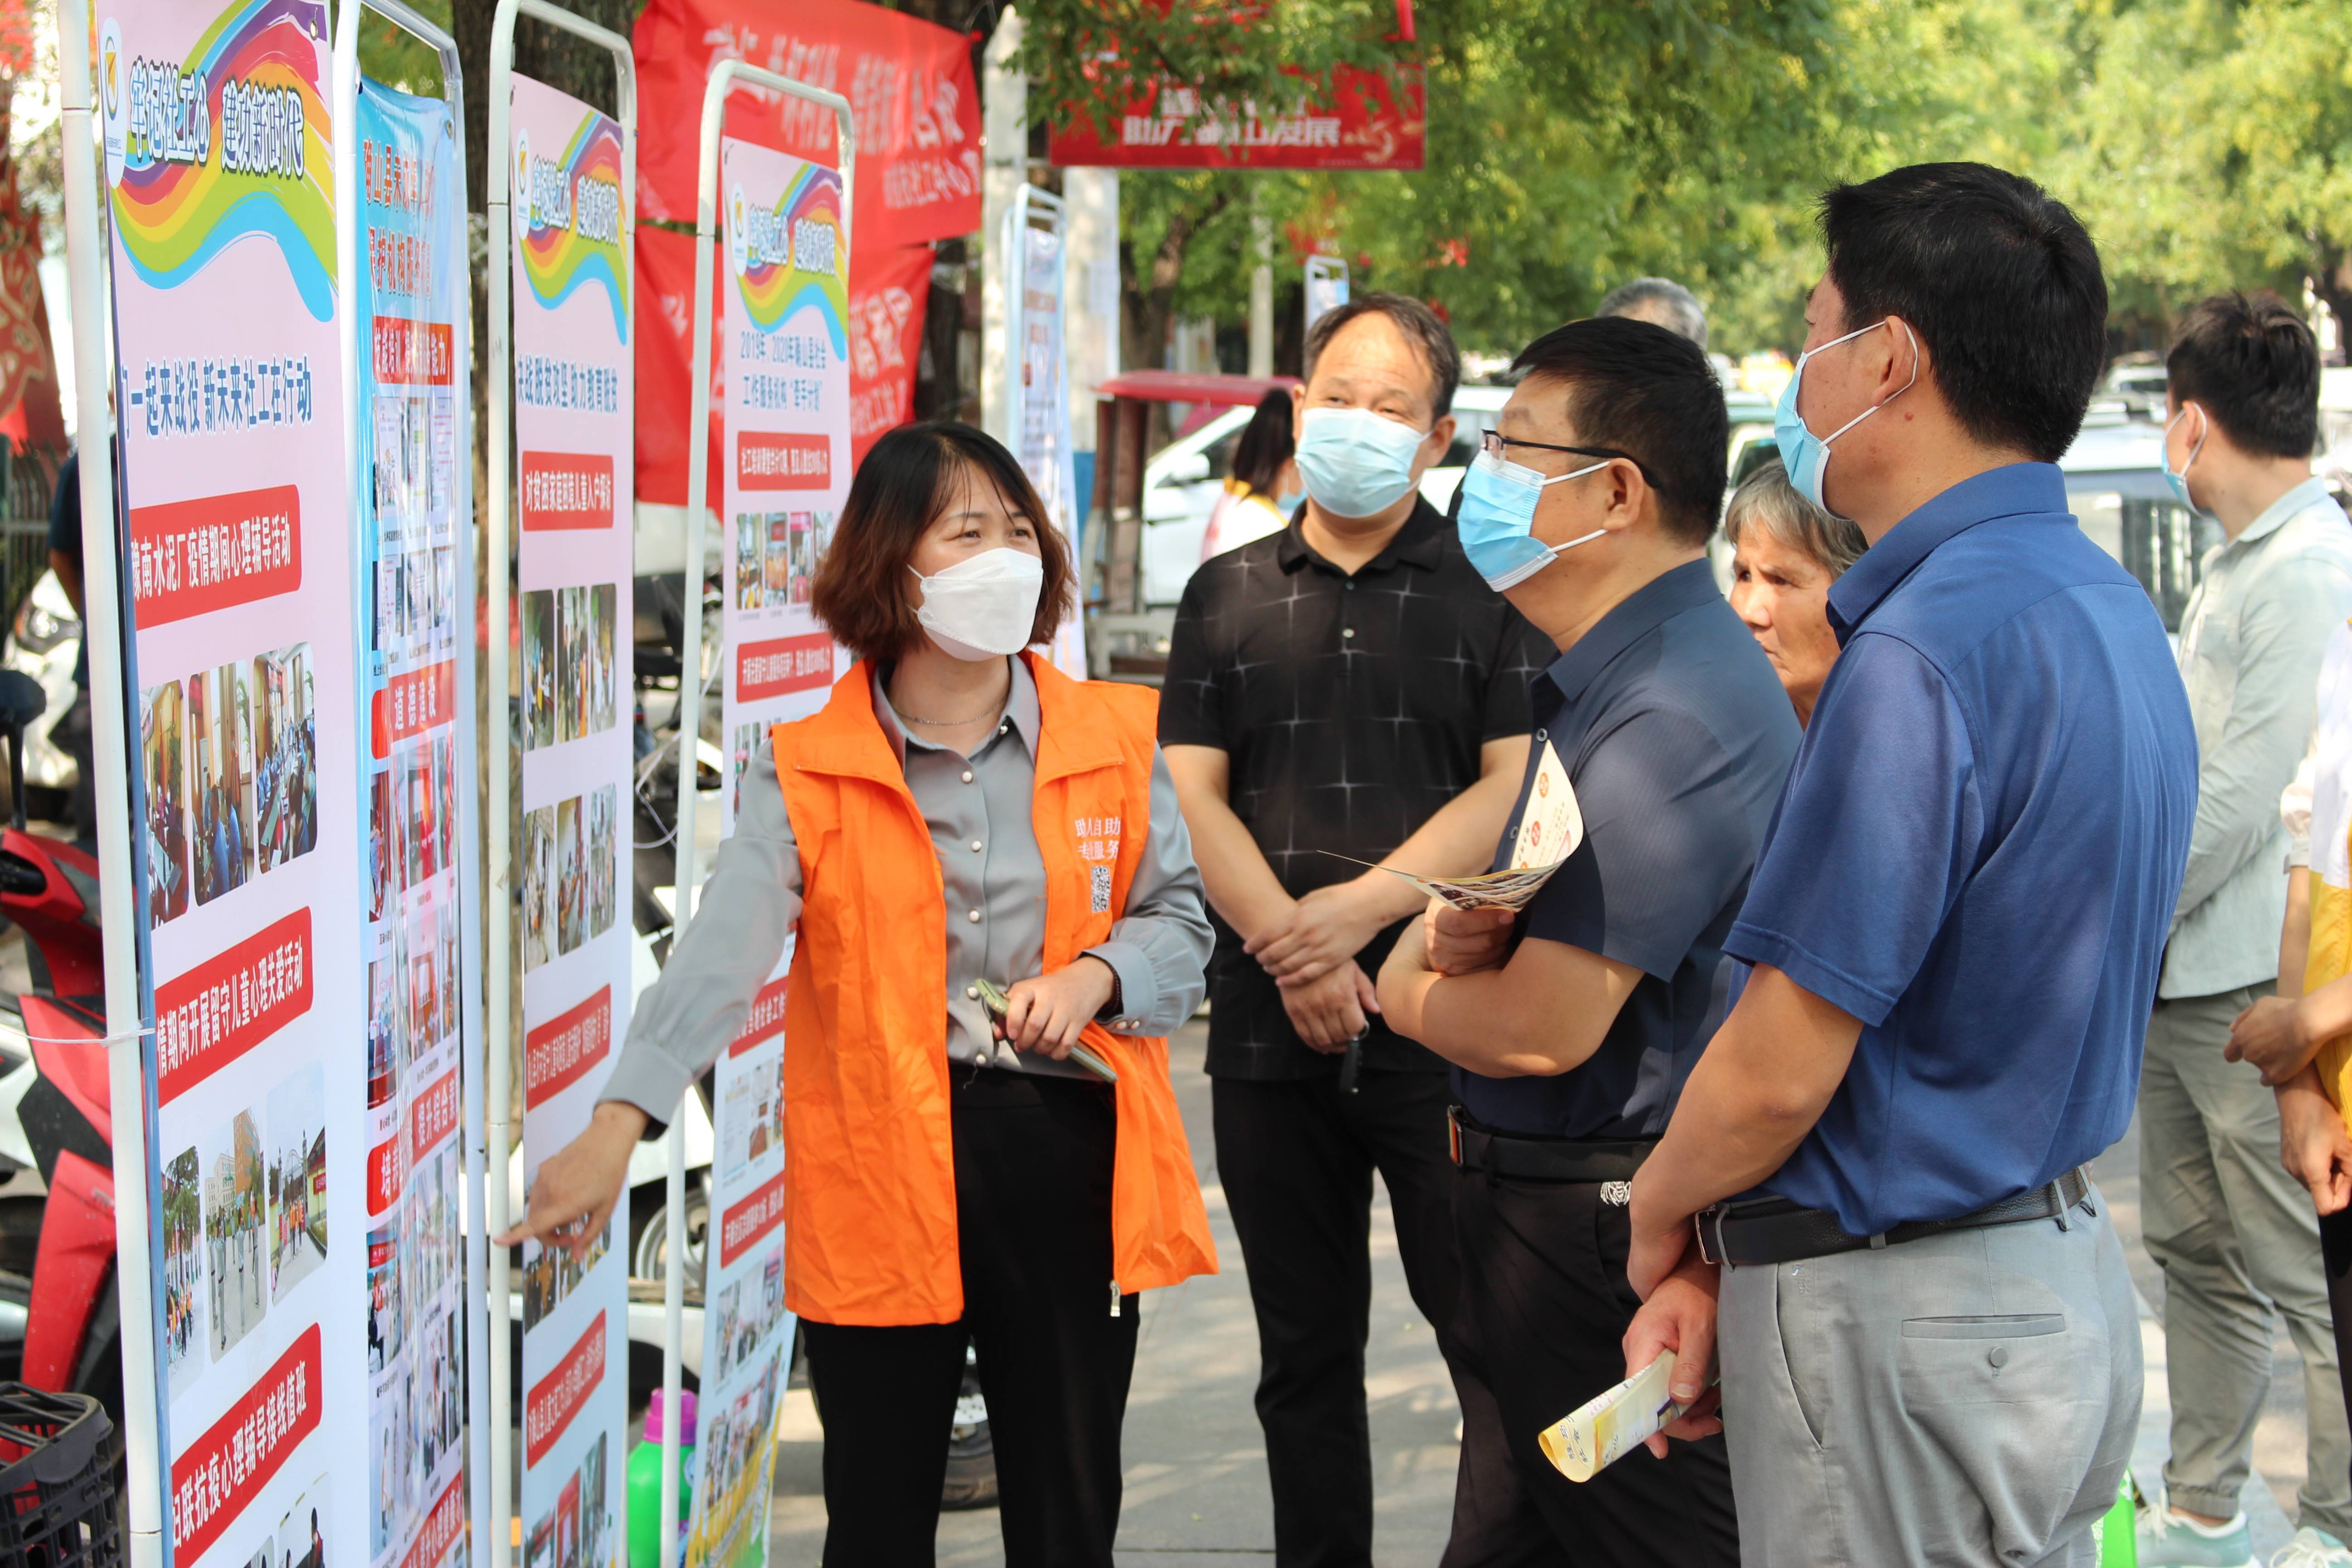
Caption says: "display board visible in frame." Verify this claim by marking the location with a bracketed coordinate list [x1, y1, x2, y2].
[100, 0, 364, 1562]
[352, 74, 475, 1568]
[1007, 195, 1085, 679]
[510, 74, 634, 1568]
[689, 132, 850, 1568]
[1305, 254, 1349, 337]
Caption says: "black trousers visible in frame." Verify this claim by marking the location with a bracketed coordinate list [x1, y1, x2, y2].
[2325, 1203, 2352, 1461]
[799, 1067, 1138, 1568]
[1212, 1068, 1485, 1568]
[1443, 1169, 1740, 1568]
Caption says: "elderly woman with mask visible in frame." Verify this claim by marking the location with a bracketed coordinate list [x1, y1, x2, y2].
[1723, 457, 1868, 725]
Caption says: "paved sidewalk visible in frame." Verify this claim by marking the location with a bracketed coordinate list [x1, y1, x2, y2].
[767, 1019, 1461, 1566]
[764, 1029, 2321, 1564]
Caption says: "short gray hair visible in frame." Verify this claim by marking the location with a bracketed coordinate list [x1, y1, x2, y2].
[1721, 458, 1866, 578]
[1597, 277, 1708, 351]
[1303, 291, 1461, 418]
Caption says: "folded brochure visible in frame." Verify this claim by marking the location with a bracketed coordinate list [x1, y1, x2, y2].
[973, 977, 1119, 1083]
[1322, 740, 1584, 913]
[1537, 1351, 1691, 1483]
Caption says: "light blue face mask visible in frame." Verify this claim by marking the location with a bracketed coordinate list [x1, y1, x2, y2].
[1774, 318, 1918, 510]
[1456, 448, 1609, 591]
[1293, 407, 1430, 519]
[2162, 404, 2206, 513]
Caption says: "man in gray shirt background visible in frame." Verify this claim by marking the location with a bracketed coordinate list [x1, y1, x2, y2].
[2139, 291, 2352, 1567]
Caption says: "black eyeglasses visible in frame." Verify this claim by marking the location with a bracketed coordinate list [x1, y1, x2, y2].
[1479, 429, 1657, 484]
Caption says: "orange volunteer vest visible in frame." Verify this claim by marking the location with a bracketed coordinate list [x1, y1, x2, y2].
[770, 652, 1219, 1326]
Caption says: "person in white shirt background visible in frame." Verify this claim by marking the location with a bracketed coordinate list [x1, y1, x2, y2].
[2137, 289, 2352, 1568]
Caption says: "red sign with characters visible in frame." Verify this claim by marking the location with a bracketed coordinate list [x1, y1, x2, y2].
[126, 485, 304, 627]
[737, 431, 831, 491]
[1048, 64, 1425, 169]
[633, 0, 980, 251]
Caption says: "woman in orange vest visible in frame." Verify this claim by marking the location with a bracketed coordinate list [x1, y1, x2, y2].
[501, 422, 1218, 1568]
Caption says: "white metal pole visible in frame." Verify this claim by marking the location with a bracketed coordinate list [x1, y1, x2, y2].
[487, 9, 637, 1567]
[671, 56, 854, 1568]
[58, 3, 159, 1563]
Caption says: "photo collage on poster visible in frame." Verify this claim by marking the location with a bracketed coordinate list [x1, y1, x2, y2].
[141, 644, 319, 928]
[159, 1065, 329, 1402]
[513, 74, 634, 1568]
[355, 80, 473, 1568]
[724, 512, 833, 819]
[523, 1433, 610, 1568]
[236, 1473, 334, 1568]
[519, 784, 619, 975]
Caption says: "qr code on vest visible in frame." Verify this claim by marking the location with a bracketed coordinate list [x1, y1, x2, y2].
[1090, 865, 1112, 912]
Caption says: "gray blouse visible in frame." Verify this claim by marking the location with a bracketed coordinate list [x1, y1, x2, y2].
[600, 657, 1213, 1120]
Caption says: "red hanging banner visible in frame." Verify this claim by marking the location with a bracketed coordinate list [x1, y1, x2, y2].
[1047, 64, 1424, 170]
[633, 0, 981, 252]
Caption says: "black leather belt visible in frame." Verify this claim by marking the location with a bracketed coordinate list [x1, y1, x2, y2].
[1447, 1107, 1656, 1185]
[1695, 1166, 2097, 1268]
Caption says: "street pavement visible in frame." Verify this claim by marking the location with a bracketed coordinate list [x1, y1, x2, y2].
[759, 1021, 2322, 1564]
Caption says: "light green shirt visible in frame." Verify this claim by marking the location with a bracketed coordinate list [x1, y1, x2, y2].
[2164, 477, 2352, 999]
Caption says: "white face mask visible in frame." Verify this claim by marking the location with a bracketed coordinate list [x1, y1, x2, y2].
[909, 548, 1044, 660]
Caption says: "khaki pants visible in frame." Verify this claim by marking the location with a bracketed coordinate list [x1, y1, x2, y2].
[2141, 985, 2352, 1533]
[1719, 1191, 2141, 1566]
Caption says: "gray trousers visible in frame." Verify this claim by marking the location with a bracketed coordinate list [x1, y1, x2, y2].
[1719, 1191, 2141, 1567]
[2141, 985, 2352, 1532]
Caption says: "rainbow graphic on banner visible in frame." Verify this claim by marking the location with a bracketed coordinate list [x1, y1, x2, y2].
[519, 113, 629, 342]
[108, 0, 336, 322]
[733, 166, 846, 355]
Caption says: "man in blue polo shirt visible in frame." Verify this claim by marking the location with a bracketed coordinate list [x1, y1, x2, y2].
[1378, 315, 1797, 1565]
[1623, 162, 2198, 1564]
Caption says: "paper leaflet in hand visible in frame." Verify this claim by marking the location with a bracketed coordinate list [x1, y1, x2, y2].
[973, 976, 1120, 1083]
[1324, 740, 1583, 912]
[1536, 1350, 1692, 1483]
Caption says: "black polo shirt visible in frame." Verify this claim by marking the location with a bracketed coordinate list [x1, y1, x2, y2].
[1454, 561, 1800, 1137]
[1161, 497, 1554, 1079]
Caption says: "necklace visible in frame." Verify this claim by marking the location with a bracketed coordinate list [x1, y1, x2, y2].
[897, 703, 1002, 726]
[891, 684, 1007, 727]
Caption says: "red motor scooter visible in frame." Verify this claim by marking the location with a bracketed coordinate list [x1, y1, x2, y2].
[0, 668, 120, 1418]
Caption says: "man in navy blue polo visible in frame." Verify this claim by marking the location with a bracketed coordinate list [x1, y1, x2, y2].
[1378, 316, 1795, 1565]
[1623, 162, 2198, 1564]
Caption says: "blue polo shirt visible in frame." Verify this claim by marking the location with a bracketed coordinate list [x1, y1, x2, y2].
[1454, 562, 1800, 1139]
[1729, 463, 2198, 1235]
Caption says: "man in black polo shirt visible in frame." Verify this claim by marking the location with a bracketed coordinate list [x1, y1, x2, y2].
[1161, 292, 1550, 1568]
[1379, 317, 1798, 1565]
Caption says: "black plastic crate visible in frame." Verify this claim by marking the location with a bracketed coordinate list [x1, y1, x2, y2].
[0, 1384, 119, 1568]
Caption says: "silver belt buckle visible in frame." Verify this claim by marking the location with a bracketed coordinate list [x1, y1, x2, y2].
[1695, 1204, 1726, 1267]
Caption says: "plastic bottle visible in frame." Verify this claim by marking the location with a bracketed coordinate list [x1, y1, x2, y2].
[625, 1388, 697, 1568]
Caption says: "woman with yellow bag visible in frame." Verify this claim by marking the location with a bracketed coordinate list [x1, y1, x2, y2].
[500, 422, 1218, 1568]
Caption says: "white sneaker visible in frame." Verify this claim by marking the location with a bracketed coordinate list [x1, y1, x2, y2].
[2271, 1528, 2352, 1568]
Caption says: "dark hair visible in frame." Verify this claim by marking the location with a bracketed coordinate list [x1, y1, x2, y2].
[1509, 316, 1730, 546]
[1303, 290, 1460, 418]
[1230, 388, 1295, 496]
[2166, 291, 2321, 459]
[1597, 277, 1708, 350]
[1820, 162, 2107, 463]
[810, 421, 1074, 665]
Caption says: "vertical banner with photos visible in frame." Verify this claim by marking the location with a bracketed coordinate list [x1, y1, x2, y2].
[100, 0, 362, 1563]
[511, 74, 632, 1568]
[1008, 200, 1084, 678]
[352, 77, 473, 1568]
[690, 132, 849, 1568]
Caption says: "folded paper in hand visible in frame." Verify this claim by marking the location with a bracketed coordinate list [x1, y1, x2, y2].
[1325, 740, 1582, 913]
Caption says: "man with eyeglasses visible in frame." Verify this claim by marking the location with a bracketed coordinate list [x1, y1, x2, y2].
[1377, 315, 1794, 1564]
